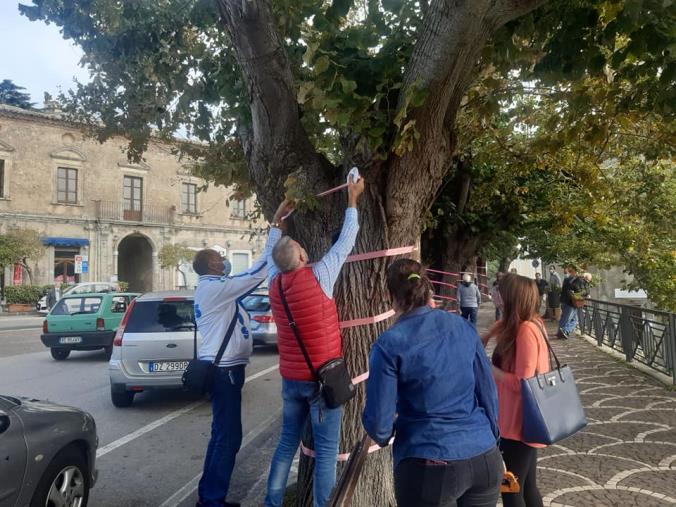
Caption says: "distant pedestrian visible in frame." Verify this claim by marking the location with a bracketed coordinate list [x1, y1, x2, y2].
[535, 273, 548, 306]
[557, 267, 589, 340]
[490, 272, 504, 321]
[482, 273, 550, 507]
[548, 266, 562, 290]
[46, 285, 58, 310]
[363, 259, 502, 507]
[458, 273, 481, 325]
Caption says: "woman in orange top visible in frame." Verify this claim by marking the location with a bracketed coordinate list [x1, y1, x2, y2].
[482, 273, 550, 507]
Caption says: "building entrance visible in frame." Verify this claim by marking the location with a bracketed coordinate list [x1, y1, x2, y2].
[118, 234, 153, 292]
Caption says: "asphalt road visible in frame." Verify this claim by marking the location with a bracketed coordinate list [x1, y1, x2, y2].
[0, 321, 285, 507]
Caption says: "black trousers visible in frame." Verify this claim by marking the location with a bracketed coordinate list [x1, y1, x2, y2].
[394, 446, 502, 507]
[499, 439, 544, 507]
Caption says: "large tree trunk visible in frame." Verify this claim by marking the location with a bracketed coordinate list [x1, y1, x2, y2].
[215, 2, 548, 505]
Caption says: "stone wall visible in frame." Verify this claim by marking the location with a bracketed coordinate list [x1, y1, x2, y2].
[0, 104, 264, 291]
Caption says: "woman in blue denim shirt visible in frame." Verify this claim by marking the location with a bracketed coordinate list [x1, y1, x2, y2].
[363, 259, 502, 507]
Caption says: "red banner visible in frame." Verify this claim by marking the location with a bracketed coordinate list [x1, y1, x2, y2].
[13, 264, 22, 285]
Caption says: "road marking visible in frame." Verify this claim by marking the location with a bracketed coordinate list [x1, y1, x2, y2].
[0, 327, 42, 333]
[157, 407, 282, 507]
[96, 364, 279, 459]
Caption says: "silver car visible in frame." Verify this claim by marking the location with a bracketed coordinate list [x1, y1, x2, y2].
[242, 291, 277, 346]
[108, 291, 201, 407]
[0, 394, 98, 507]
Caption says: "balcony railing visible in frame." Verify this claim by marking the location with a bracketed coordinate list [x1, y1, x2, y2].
[94, 200, 176, 224]
[578, 299, 676, 384]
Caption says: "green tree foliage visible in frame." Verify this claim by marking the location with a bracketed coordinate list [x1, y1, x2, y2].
[19, 0, 676, 502]
[0, 228, 44, 285]
[0, 79, 34, 109]
[158, 244, 195, 287]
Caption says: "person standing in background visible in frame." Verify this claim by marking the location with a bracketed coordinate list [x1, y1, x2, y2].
[535, 273, 548, 309]
[490, 272, 504, 321]
[458, 273, 482, 325]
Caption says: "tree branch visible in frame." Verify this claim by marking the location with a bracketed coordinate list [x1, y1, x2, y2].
[385, 0, 548, 244]
[214, 0, 333, 218]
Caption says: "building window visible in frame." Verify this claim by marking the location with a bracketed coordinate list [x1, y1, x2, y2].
[232, 199, 246, 218]
[182, 183, 197, 214]
[123, 175, 143, 221]
[57, 167, 78, 204]
[230, 251, 251, 275]
[0, 159, 4, 198]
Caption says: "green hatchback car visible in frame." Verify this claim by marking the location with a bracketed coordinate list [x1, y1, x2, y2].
[41, 292, 140, 360]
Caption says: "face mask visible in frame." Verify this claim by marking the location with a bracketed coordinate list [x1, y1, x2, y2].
[223, 259, 232, 276]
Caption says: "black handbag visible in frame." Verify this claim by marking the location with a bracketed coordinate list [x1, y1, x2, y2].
[182, 310, 239, 395]
[277, 282, 356, 409]
[521, 323, 587, 444]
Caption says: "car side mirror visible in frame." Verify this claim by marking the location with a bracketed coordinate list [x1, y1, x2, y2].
[0, 413, 9, 434]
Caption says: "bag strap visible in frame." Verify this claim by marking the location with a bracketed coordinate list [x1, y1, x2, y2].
[193, 308, 239, 366]
[534, 320, 562, 371]
[277, 279, 320, 381]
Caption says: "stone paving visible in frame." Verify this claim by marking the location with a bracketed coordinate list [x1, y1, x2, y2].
[479, 308, 676, 507]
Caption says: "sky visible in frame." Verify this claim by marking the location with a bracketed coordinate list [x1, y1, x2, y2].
[0, 2, 89, 107]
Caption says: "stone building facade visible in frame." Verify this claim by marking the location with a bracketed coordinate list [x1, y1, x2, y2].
[0, 104, 264, 293]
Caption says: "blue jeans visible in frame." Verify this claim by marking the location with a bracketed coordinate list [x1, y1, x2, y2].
[265, 379, 342, 507]
[461, 307, 478, 325]
[559, 303, 578, 335]
[198, 365, 245, 506]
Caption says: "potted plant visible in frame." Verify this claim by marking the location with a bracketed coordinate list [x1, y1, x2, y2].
[5, 286, 44, 313]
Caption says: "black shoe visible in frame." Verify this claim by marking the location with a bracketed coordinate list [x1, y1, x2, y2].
[557, 329, 568, 340]
[224, 503, 241, 507]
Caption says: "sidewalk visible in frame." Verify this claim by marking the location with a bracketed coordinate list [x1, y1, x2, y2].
[476, 306, 676, 507]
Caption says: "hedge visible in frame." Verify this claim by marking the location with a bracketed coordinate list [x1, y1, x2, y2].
[5, 285, 44, 305]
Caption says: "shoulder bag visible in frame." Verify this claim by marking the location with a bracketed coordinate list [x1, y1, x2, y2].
[520, 323, 587, 445]
[182, 309, 239, 395]
[277, 282, 356, 409]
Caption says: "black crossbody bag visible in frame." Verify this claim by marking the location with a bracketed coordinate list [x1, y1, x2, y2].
[277, 283, 356, 409]
[182, 310, 239, 395]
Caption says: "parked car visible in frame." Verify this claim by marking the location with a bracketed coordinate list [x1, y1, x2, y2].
[37, 282, 120, 314]
[41, 292, 139, 361]
[109, 291, 201, 407]
[0, 394, 98, 506]
[241, 290, 277, 346]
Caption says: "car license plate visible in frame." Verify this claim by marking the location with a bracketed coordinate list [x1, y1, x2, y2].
[148, 361, 189, 373]
[59, 336, 82, 344]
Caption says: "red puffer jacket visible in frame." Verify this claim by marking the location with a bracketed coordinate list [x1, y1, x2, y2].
[269, 267, 342, 381]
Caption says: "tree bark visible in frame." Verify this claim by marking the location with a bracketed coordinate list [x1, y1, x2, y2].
[214, 1, 548, 505]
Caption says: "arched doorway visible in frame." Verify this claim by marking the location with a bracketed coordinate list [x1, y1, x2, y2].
[118, 234, 153, 292]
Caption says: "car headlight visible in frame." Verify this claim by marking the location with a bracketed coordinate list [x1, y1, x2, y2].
[82, 411, 97, 434]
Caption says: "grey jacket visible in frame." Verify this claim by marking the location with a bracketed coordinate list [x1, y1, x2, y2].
[458, 282, 482, 308]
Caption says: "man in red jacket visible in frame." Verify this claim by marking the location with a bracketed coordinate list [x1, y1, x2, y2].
[264, 174, 364, 507]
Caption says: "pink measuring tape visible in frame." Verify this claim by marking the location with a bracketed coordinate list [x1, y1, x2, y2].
[300, 437, 395, 462]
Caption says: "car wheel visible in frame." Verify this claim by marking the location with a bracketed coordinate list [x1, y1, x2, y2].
[110, 388, 135, 408]
[30, 445, 89, 507]
[50, 348, 71, 360]
[103, 346, 113, 360]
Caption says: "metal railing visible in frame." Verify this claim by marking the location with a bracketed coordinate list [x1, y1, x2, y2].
[94, 200, 176, 225]
[578, 298, 676, 384]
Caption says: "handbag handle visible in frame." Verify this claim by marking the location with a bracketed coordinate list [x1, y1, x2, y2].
[277, 278, 320, 381]
[534, 320, 562, 372]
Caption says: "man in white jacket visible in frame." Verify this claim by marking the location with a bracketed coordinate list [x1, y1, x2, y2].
[192, 199, 293, 507]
